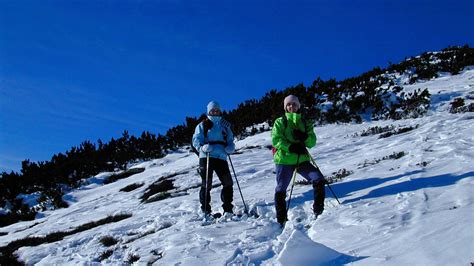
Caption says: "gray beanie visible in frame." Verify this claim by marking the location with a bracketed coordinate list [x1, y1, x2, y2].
[283, 95, 301, 111]
[207, 101, 221, 114]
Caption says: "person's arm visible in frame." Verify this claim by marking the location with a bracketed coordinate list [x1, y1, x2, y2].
[192, 123, 205, 151]
[224, 124, 235, 154]
[272, 118, 291, 152]
[304, 120, 317, 148]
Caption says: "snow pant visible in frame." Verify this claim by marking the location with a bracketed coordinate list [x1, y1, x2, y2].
[199, 157, 234, 213]
[274, 161, 325, 223]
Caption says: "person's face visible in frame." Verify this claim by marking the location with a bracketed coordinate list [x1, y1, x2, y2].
[209, 108, 222, 116]
[286, 102, 299, 113]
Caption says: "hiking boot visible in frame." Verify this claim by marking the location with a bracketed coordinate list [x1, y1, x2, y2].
[313, 204, 324, 217]
[312, 181, 325, 216]
[275, 191, 287, 226]
[223, 212, 234, 220]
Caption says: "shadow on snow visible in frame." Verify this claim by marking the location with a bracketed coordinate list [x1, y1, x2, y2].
[291, 170, 473, 205]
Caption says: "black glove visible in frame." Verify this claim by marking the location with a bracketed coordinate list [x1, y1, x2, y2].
[293, 129, 308, 142]
[203, 119, 213, 132]
[289, 143, 307, 155]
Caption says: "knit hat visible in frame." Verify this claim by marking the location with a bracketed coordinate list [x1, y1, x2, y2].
[207, 101, 221, 114]
[283, 95, 301, 111]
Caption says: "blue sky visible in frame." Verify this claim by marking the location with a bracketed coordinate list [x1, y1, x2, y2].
[1, 0, 473, 172]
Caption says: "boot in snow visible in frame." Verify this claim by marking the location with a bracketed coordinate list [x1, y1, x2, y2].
[312, 181, 325, 217]
[275, 191, 288, 227]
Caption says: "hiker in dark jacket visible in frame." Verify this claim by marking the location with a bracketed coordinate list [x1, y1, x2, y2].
[192, 101, 235, 216]
[271, 95, 325, 227]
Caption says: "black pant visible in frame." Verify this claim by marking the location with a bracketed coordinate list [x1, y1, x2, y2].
[199, 157, 234, 213]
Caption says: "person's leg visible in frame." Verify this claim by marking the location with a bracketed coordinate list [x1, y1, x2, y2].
[213, 158, 234, 213]
[297, 161, 325, 215]
[199, 157, 213, 213]
[297, 161, 324, 183]
[275, 164, 296, 225]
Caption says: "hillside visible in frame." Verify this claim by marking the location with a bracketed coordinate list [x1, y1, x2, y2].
[1, 46, 473, 228]
[1, 66, 473, 264]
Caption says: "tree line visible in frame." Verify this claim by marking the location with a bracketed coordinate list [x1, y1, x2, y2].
[1, 45, 473, 227]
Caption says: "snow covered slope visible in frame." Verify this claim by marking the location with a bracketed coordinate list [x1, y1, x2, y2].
[1, 68, 473, 265]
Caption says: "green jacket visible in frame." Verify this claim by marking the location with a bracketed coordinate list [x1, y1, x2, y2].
[271, 112, 316, 165]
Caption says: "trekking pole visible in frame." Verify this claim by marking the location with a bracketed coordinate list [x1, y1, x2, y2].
[307, 151, 341, 205]
[228, 155, 249, 215]
[204, 152, 210, 214]
[286, 154, 301, 211]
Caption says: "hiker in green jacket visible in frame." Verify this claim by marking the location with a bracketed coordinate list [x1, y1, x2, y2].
[271, 95, 325, 227]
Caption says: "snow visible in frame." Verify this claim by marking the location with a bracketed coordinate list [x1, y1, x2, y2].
[1, 68, 474, 265]
[277, 230, 359, 265]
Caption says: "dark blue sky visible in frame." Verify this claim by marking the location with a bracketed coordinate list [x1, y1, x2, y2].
[1, 0, 473, 172]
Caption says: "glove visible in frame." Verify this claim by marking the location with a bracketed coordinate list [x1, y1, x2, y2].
[293, 129, 308, 142]
[201, 144, 213, 153]
[289, 143, 307, 155]
[203, 119, 213, 132]
[224, 146, 235, 154]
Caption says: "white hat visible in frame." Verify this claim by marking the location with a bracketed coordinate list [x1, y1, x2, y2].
[283, 95, 301, 111]
[207, 101, 221, 114]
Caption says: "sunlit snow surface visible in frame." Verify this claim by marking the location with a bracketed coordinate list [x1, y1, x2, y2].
[1, 68, 473, 265]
